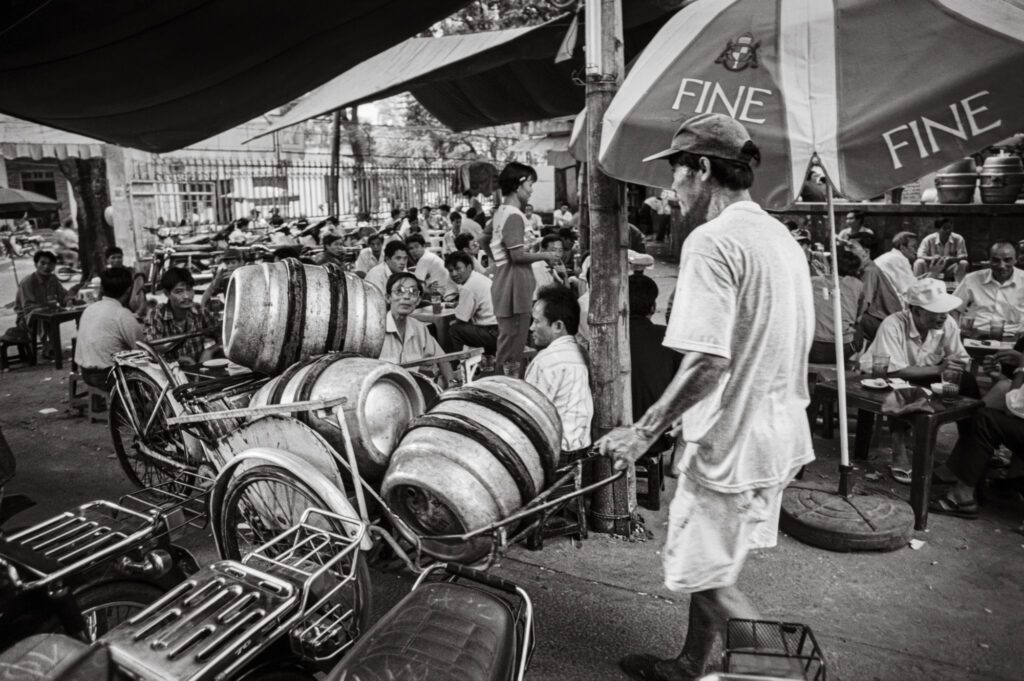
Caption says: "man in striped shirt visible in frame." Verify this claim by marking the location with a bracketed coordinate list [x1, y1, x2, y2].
[525, 285, 593, 458]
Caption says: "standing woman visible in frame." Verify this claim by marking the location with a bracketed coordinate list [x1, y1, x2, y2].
[483, 162, 561, 370]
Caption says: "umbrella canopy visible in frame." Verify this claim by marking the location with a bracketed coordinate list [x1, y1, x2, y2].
[0, 1, 471, 152]
[599, 0, 1024, 208]
[0, 188, 60, 217]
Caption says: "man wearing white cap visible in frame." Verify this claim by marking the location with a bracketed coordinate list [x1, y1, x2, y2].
[859, 278, 972, 483]
[597, 113, 815, 681]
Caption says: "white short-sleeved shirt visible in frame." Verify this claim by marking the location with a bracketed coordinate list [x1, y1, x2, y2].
[917, 231, 968, 260]
[74, 297, 144, 369]
[524, 335, 593, 451]
[412, 250, 450, 291]
[379, 312, 444, 365]
[455, 271, 497, 326]
[859, 310, 969, 373]
[354, 247, 381, 274]
[664, 201, 815, 493]
[953, 268, 1024, 334]
[365, 262, 397, 293]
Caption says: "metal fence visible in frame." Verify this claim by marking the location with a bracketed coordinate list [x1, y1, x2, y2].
[127, 156, 484, 229]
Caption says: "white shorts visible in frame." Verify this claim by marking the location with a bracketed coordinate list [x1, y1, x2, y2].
[662, 473, 792, 593]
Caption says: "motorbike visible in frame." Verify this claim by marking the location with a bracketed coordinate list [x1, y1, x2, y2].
[0, 425, 203, 649]
[0, 509, 536, 681]
[0, 232, 43, 258]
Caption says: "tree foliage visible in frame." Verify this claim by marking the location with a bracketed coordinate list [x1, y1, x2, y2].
[428, 1, 564, 35]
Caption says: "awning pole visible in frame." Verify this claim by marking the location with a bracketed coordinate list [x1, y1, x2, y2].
[825, 178, 853, 497]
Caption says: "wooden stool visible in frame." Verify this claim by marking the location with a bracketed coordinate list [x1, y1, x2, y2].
[0, 340, 36, 372]
[86, 385, 109, 424]
[635, 451, 665, 511]
[68, 370, 90, 415]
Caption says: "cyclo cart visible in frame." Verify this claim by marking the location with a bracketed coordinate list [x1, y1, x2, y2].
[108, 329, 623, 582]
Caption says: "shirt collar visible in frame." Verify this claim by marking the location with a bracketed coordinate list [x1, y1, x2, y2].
[982, 269, 1017, 287]
[385, 311, 399, 334]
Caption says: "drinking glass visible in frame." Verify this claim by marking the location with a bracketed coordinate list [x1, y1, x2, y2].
[502, 361, 522, 378]
[959, 316, 975, 338]
[430, 292, 442, 314]
[989, 319, 1005, 342]
[870, 354, 890, 379]
[940, 367, 963, 403]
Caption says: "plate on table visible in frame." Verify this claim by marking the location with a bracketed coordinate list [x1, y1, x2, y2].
[202, 358, 230, 369]
[964, 338, 1013, 350]
[930, 382, 945, 394]
[860, 378, 888, 389]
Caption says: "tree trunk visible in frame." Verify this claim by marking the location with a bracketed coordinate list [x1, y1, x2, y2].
[57, 157, 113, 284]
[342, 107, 374, 217]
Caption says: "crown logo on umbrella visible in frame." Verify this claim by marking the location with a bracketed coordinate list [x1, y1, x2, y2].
[716, 32, 760, 72]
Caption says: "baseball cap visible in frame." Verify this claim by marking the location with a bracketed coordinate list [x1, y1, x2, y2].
[643, 112, 758, 164]
[905, 278, 962, 314]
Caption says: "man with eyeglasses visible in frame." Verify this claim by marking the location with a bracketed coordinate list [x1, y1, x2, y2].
[379, 271, 451, 385]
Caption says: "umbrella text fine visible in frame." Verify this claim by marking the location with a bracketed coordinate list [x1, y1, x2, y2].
[673, 78, 772, 125]
[883, 90, 1003, 171]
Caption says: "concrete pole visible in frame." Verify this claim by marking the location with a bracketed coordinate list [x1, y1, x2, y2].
[329, 110, 342, 217]
[585, 0, 633, 535]
[103, 145, 140, 267]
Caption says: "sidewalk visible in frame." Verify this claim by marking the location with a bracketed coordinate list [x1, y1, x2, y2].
[1, 247, 1022, 680]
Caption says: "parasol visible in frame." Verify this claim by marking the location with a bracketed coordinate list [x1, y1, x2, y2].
[597, 0, 1024, 550]
[0, 187, 59, 218]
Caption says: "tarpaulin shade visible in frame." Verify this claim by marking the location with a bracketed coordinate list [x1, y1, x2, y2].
[255, 3, 676, 139]
[0, 1, 471, 153]
[0, 187, 60, 217]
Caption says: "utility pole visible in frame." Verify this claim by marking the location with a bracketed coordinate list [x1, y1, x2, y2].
[585, 0, 633, 535]
[328, 110, 342, 217]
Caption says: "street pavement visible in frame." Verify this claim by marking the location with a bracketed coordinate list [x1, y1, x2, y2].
[1, 248, 1022, 680]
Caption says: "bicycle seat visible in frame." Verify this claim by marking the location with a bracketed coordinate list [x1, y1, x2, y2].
[0, 634, 100, 679]
[327, 581, 515, 681]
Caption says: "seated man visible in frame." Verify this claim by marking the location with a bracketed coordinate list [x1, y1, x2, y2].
[531, 234, 568, 299]
[143, 268, 219, 368]
[379, 271, 450, 385]
[853, 233, 902, 342]
[859, 278, 973, 483]
[836, 209, 873, 241]
[931, 354, 1024, 519]
[445, 252, 498, 355]
[455, 232, 489, 275]
[406, 234, 451, 296]
[315, 234, 347, 268]
[354, 233, 384, 277]
[953, 241, 1024, 337]
[628, 274, 681, 456]
[104, 247, 124, 269]
[523, 203, 543, 250]
[442, 211, 463, 255]
[74, 267, 143, 389]
[809, 243, 864, 363]
[525, 285, 594, 459]
[366, 241, 409, 294]
[15, 250, 67, 329]
[914, 217, 968, 281]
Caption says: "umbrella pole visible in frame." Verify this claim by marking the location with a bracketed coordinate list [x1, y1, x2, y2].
[825, 182, 853, 496]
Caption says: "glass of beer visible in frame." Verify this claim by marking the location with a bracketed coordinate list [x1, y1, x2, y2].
[989, 319, 1005, 342]
[940, 367, 963, 403]
[871, 354, 890, 379]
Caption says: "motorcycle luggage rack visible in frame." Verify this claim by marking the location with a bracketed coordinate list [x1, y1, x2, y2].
[104, 509, 367, 681]
[118, 469, 214, 534]
[2, 500, 164, 589]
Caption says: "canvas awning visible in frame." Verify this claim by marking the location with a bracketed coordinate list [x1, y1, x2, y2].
[253, 2, 676, 138]
[0, 1, 470, 153]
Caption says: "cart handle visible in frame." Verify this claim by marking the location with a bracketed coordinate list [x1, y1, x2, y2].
[165, 396, 348, 425]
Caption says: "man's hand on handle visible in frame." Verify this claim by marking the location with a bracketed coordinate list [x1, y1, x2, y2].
[596, 426, 657, 471]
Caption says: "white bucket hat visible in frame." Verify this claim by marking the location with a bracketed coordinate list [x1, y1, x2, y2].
[905, 278, 961, 313]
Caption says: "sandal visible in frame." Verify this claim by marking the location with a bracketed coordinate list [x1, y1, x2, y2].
[890, 466, 912, 485]
[929, 494, 979, 519]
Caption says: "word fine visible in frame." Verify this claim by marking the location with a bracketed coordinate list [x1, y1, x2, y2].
[883, 91, 1001, 170]
[671, 78, 772, 125]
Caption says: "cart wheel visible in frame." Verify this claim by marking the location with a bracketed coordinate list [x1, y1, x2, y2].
[109, 368, 191, 488]
[75, 580, 165, 641]
[217, 464, 372, 639]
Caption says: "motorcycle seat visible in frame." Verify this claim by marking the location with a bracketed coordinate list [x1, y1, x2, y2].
[0, 633, 96, 679]
[327, 581, 516, 681]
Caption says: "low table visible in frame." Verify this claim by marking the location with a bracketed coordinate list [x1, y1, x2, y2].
[815, 373, 983, 530]
[30, 306, 86, 370]
[411, 307, 457, 349]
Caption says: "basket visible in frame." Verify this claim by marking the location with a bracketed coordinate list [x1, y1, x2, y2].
[722, 619, 826, 681]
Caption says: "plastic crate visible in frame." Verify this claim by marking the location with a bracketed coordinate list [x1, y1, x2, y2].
[722, 619, 826, 681]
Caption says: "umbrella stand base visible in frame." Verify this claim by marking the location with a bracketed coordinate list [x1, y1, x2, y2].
[780, 485, 914, 552]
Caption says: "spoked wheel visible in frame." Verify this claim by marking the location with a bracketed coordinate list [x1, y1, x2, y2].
[76, 581, 165, 641]
[217, 465, 372, 643]
[109, 368, 191, 488]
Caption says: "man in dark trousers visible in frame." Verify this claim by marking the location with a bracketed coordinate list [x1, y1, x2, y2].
[598, 113, 815, 681]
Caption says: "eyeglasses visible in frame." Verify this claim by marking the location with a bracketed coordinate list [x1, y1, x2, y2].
[390, 286, 421, 297]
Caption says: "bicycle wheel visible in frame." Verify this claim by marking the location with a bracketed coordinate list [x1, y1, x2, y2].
[218, 465, 372, 640]
[75, 580, 165, 641]
[109, 368, 190, 488]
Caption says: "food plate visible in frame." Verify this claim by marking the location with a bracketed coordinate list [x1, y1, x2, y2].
[964, 338, 1013, 350]
[202, 358, 230, 369]
[860, 378, 888, 389]
[930, 382, 945, 393]
[887, 378, 911, 389]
